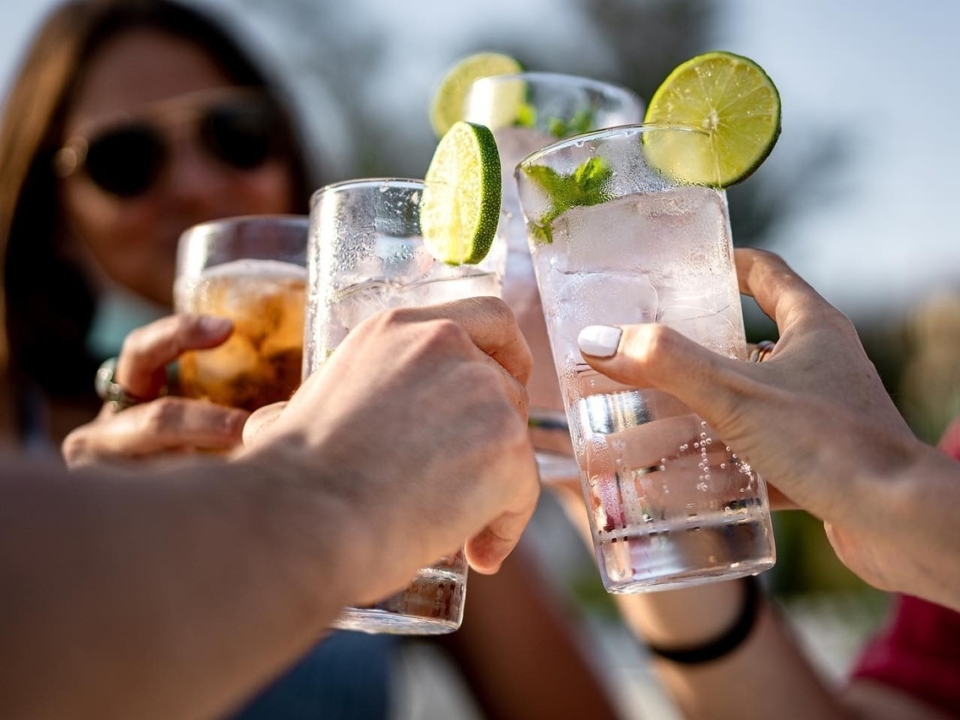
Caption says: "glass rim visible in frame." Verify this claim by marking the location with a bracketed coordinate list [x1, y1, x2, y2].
[310, 177, 426, 208]
[517, 122, 710, 168]
[179, 213, 309, 240]
[467, 71, 643, 105]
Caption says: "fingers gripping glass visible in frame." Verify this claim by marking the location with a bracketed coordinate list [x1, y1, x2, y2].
[54, 91, 284, 198]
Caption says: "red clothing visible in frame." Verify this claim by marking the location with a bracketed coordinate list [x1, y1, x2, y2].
[849, 417, 960, 717]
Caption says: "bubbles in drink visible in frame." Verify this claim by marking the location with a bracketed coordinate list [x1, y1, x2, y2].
[177, 259, 306, 412]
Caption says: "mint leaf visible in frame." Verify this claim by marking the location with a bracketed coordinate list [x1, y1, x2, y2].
[514, 102, 538, 129]
[568, 107, 595, 136]
[522, 157, 612, 243]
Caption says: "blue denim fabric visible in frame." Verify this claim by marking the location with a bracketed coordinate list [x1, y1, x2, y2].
[232, 632, 395, 720]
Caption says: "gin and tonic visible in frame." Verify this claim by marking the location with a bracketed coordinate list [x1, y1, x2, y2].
[305, 178, 504, 633]
[517, 125, 776, 593]
[462, 73, 643, 482]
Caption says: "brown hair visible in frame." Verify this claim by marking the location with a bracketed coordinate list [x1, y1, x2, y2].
[0, 0, 316, 409]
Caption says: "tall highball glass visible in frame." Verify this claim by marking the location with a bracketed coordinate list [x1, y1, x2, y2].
[462, 72, 644, 483]
[304, 178, 505, 633]
[517, 125, 776, 593]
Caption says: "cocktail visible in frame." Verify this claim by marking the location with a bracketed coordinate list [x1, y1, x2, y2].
[518, 125, 776, 593]
[304, 176, 504, 633]
[174, 215, 308, 412]
[459, 68, 644, 482]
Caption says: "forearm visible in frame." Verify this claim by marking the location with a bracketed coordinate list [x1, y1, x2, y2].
[616, 585, 850, 720]
[0, 453, 361, 720]
[439, 543, 622, 720]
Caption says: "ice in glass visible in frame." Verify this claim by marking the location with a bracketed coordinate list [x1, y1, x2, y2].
[305, 178, 504, 634]
[174, 216, 308, 412]
[462, 73, 644, 481]
[517, 125, 776, 593]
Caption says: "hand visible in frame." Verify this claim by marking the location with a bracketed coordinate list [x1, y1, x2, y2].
[241, 296, 539, 604]
[577, 249, 924, 593]
[62, 315, 250, 467]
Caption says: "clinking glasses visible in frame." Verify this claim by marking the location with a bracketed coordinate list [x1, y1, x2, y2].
[54, 89, 286, 198]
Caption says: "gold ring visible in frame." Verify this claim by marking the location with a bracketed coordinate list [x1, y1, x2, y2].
[748, 340, 776, 363]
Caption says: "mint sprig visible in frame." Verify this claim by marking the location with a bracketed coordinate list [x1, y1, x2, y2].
[514, 104, 597, 139]
[522, 156, 612, 243]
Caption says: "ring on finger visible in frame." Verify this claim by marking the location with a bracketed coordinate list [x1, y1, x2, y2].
[748, 340, 777, 364]
[95, 357, 148, 412]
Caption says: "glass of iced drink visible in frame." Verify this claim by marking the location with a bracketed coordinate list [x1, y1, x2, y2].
[462, 73, 643, 484]
[305, 178, 504, 634]
[516, 124, 776, 593]
[174, 215, 308, 412]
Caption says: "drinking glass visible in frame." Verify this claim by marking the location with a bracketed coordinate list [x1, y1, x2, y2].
[462, 72, 644, 483]
[174, 215, 308, 412]
[516, 124, 776, 593]
[304, 178, 505, 634]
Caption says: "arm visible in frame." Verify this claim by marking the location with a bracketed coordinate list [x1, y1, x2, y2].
[577, 249, 960, 611]
[438, 542, 622, 720]
[552, 489, 949, 720]
[0, 453, 363, 720]
[0, 298, 540, 720]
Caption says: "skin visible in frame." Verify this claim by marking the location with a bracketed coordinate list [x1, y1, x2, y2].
[60, 28, 295, 308]
[565, 248, 959, 719]
[0, 298, 541, 720]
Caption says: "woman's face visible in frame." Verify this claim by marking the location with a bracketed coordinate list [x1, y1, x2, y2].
[60, 28, 297, 307]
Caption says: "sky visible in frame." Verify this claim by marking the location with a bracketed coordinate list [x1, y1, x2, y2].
[1, 0, 958, 324]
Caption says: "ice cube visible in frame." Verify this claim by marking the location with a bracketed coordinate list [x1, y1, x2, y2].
[634, 187, 733, 287]
[548, 270, 658, 349]
[657, 304, 743, 355]
[550, 198, 645, 274]
[192, 333, 260, 387]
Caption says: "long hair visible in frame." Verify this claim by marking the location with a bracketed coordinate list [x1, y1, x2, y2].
[0, 0, 317, 408]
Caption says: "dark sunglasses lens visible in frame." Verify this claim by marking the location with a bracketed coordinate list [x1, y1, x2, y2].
[202, 99, 278, 170]
[85, 126, 165, 197]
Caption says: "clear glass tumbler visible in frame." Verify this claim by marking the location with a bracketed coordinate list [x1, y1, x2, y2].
[304, 178, 505, 633]
[517, 124, 776, 593]
[462, 72, 644, 483]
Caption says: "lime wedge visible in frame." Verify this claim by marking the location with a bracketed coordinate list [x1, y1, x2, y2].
[420, 121, 501, 265]
[643, 51, 781, 187]
[429, 52, 523, 137]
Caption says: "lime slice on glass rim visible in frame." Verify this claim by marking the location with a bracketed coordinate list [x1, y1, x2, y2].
[420, 120, 501, 265]
[642, 51, 781, 187]
[429, 52, 523, 137]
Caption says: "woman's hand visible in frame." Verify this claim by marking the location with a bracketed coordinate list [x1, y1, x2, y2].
[576, 249, 960, 602]
[62, 315, 250, 467]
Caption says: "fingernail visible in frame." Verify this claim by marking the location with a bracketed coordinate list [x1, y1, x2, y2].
[199, 316, 232, 334]
[578, 325, 622, 358]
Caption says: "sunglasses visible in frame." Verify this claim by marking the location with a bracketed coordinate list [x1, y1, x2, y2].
[54, 90, 286, 198]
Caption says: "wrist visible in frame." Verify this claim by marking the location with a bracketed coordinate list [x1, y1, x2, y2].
[230, 442, 378, 618]
[643, 576, 762, 665]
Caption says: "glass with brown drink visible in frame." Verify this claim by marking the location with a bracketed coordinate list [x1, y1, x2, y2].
[174, 215, 308, 412]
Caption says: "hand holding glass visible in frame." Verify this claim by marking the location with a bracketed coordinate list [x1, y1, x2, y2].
[304, 178, 504, 634]
[517, 125, 776, 593]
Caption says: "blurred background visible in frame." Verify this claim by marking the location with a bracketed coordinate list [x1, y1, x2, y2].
[3, 0, 958, 717]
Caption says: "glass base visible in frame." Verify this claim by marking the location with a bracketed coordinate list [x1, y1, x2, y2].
[331, 564, 467, 635]
[596, 515, 776, 594]
[332, 606, 462, 635]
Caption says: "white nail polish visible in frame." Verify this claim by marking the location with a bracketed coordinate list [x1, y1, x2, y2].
[578, 326, 622, 358]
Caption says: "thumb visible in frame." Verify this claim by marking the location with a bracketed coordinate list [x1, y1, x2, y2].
[243, 402, 288, 446]
[577, 324, 740, 405]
